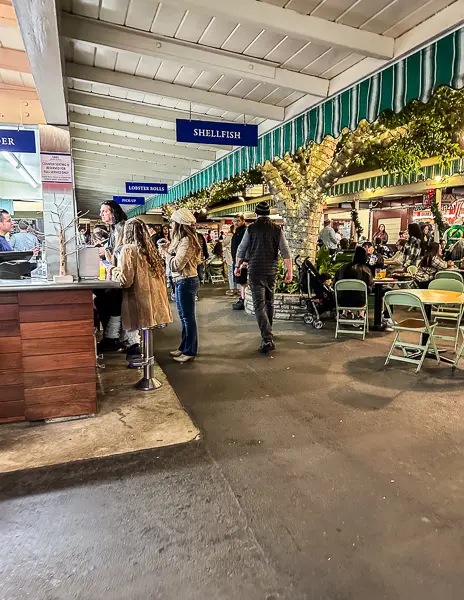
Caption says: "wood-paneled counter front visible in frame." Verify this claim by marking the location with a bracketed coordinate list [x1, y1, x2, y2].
[0, 280, 118, 423]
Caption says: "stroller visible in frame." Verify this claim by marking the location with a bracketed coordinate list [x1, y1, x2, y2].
[295, 256, 335, 329]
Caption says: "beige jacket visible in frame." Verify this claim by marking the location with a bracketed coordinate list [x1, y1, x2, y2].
[114, 244, 172, 331]
[167, 237, 201, 281]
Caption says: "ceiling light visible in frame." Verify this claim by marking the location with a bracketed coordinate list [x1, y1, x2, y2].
[1, 150, 19, 168]
[434, 175, 442, 183]
[1, 151, 38, 188]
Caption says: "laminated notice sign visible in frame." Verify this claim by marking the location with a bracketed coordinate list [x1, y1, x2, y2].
[40, 152, 72, 184]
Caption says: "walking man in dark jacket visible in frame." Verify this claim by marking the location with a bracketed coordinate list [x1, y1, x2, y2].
[231, 214, 248, 310]
[236, 201, 292, 353]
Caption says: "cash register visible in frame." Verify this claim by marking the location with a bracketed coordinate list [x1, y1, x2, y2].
[0, 251, 34, 279]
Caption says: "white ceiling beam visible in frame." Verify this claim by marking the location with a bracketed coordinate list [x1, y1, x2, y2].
[70, 127, 216, 161]
[71, 140, 201, 170]
[66, 62, 285, 121]
[162, 0, 394, 60]
[69, 112, 233, 151]
[67, 90, 229, 123]
[11, 0, 67, 124]
[74, 165, 176, 184]
[62, 13, 328, 97]
[73, 154, 187, 178]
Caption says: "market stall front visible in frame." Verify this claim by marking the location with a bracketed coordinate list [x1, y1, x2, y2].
[0, 280, 119, 423]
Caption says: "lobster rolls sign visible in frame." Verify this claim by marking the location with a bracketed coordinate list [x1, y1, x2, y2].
[176, 119, 258, 147]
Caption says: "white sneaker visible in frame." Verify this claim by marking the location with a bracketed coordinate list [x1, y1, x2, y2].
[172, 354, 195, 363]
[170, 350, 183, 357]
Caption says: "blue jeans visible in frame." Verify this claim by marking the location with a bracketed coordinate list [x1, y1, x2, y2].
[175, 276, 200, 356]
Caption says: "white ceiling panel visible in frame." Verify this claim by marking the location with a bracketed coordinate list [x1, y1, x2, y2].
[312, 0, 357, 22]
[125, 0, 160, 31]
[72, 40, 95, 65]
[0, 25, 25, 51]
[221, 23, 265, 54]
[174, 10, 213, 43]
[383, 0, 457, 37]
[196, 17, 237, 48]
[150, 4, 187, 37]
[72, 0, 100, 19]
[94, 46, 118, 70]
[209, 74, 241, 94]
[302, 47, 354, 77]
[319, 52, 364, 78]
[114, 51, 140, 74]
[172, 65, 203, 86]
[155, 60, 184, 83]
[134, 56, 163, 78]
[99, 0, 130, 25]
[243, 31, 286, 59]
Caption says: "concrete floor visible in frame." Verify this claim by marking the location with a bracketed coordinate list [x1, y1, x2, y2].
[1, 286, 464, 599]
[0, 355, 199, 473]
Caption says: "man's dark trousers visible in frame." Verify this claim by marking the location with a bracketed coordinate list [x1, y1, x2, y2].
[249, 274, 276, 343]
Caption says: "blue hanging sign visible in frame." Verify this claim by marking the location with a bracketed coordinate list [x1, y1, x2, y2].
[113, 196, 145, 205]
[125, 182, 168, 194]
[176, 119, 258, 147]
[0, 129, 36, 153]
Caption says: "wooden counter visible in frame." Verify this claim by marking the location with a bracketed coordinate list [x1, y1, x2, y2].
[0, 280, 118, 423]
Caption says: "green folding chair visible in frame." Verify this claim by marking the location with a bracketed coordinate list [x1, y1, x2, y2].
[383, 291, 440, 373]
[435, 270, 464, 283]
[453, 326, 464, 368]
[335, 280, 369, 340]
[428, 278, 464, 351]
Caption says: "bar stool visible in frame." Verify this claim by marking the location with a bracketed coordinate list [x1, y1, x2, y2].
[134, 327, 162, 391]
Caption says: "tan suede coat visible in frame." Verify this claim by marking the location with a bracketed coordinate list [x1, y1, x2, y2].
[115, 244, 172, 330]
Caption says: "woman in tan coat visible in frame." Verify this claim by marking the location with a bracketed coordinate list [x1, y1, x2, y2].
[158, 208, 202, 363]
[113, 218, 172, 354]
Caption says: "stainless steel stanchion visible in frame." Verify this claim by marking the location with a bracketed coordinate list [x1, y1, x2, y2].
[135, 327, 162, 391]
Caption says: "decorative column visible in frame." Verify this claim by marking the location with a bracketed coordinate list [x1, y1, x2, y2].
[39, 125, 78, 279]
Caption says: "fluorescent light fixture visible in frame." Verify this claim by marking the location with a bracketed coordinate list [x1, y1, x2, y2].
[1, 150, 39, 188]
[1, 150, 19, 168]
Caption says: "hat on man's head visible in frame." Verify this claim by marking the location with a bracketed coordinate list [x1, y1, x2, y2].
[171, 207, 196, 226]
[255, 201, 270, 216]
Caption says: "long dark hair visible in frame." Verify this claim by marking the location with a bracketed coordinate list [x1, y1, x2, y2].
[352, 246, 368, 265]
[408, 222, 423, 242]
[419, 242, 440, 268]
[101, 200, 128, 225]
[123, 218, 165, 278]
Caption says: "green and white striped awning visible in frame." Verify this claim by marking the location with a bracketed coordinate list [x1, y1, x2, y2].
[330, 157, 464, 197]
[129, 26, 464, 217]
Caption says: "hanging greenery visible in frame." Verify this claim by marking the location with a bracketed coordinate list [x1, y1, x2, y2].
[350, 201, 363, 238]
[426, 190, 448, 236]
[162, 168, 263, 216]
[357, 86, 464, 176]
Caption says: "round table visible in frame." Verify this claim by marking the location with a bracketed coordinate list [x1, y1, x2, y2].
[393, 289, 464, 363]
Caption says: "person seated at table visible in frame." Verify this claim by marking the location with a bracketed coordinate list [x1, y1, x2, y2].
[446, 239, 464, 267]
[386, 238, 407, 275]
[363, 241, 384, 276]
[334, 247, 373, 311]
[413, 242, 450, 289]
[403, 222, 424, 268]
[374, 236, 392, 258]
[334, 238, 354, 263]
